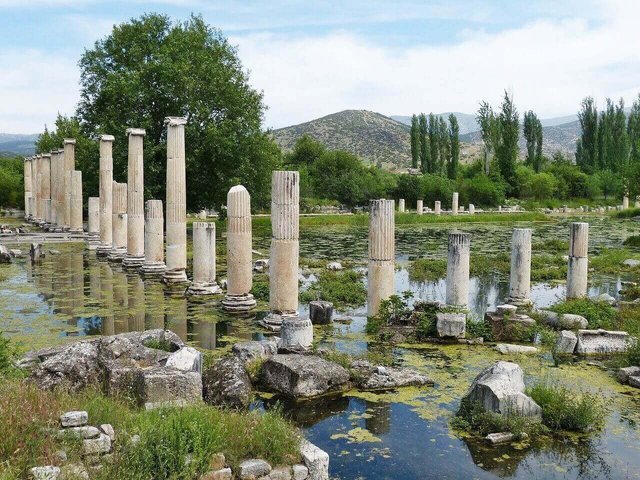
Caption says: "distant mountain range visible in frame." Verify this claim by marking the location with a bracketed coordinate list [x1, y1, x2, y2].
[0, 133, 38, 156]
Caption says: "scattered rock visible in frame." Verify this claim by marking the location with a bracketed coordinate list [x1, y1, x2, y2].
[30, 466, 60, 480]
[618, 366, 640, 384]
[576, 329, 631, 354]
[326, 261, 343, 271]
[309, 301, 334, 325]
[48, 249, 61, 255]
[166, 346, 202, 374]
[200, 468, 232, 480]
[0, 245, 12, 263]
[9, 248, 22, 258]
[232, 338, 278, 367]
[254, 259, 269, 272]
[209, 453, 226, 471]
[596, 293, 617, 305]
[59, 426, 100, 439]
[436, 312, 466, 338]
[495, 344, 538, 354]
[279, 317, 313, 351]
[99, 424, 115, 442]
[462, 361, 542, 418]
[261, 354, 350, 398]
[629, 376, 640, 388]
[300, 439, 329, 480]
[350, 360, 433, 390]
[623, 259, 640, 267]
[60, 411, 88, 428]
[269, 466, 293, 480]
[486, 432, 516, 444]
[555, 330, 578, 354]
[237, 459, 271, 479]
[203, 357, 252, 409]
[83, 433, 111, 455]
[292, 464, 309, 480]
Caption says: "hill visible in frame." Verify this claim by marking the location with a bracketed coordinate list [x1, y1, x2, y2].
[271, 110, 412, 168]
[0, 133, 38, 155]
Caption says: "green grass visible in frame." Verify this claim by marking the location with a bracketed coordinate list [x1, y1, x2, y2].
[531, 254, 567, 282]
[590, 248, 640, 275]
[451, 399, 546, 438]
[549, 299, 617, 330]
[299, 269, 367, 309]
[623, 235, 640, 247]
[612, 207, 640, 218]
[408, 258, 446, 282]
[142, 338, 175, 352]
[250, 274, 269, 301]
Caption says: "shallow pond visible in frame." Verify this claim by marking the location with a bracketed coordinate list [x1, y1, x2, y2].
[1, 214, 640, 479]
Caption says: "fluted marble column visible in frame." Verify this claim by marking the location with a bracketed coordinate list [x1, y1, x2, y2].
[70, 170, 83, 233]
[623, 195, 629, 210]
[63, 139, 76, 230]
[261, 171, 300, 330]
[507, 228, 532, 307]
[97, 135, 114, 257]
[24, 157, 32, 220]
[162, 117, 188, 284]
[86, 197, 100, 249]
[434, 201, 441, 215]
[567, 222, 589, 299]
[140, 200, 166, 276]
[123, 128, 146, 268]
[468, 204, 475, 215]
[187, 222, 221, 295]
[49, 151, 58, 227]
[367, 199, 395, 317]
[452, 192, 459, 215]
[54, 149, 65, 230]
[446, 232, 470, 309]
[222, 185, 256, 311]
[108, 182, 128, 262]
[33, 155, 42, 222]
[416, 199, 423, 216]
[398, 198, 405, 213]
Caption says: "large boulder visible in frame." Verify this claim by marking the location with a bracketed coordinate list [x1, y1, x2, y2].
[462, 361, 541, 418]
[31, 342, 102, 392]
[537, 310, 588, 330]
[618, 366, 640, 384]
[0, 244, 11, 263]
[261, 355, 350, 398]
[555, 330, 578, 354]
[575, 329, 631, 354]
[231, 338, 278, 367]
[300, 439, 330, 480]
[309, 301, 334, 325]
[350, 360, 433, 390]
[203, 357, 252, 409]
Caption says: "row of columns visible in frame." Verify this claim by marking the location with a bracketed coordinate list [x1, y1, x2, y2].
[396, 192, 473, 215]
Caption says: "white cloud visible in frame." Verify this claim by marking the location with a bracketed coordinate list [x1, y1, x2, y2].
[234, 0, 640, 128]
[0, 49, 79, 133]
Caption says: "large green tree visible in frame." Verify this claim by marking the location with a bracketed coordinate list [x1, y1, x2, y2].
[76, 13, 280, 211]
[476, 101, 499, 175]
[410, 114, 419, 169]
[447, 114, 459, 180]
[418, 113, 428, 173]
[576, 97, 598, 173]
[495, 91, 519, 194]
[523, 110, 543, 172]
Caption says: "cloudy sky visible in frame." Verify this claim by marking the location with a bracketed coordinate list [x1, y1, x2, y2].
[1, 0, 639, 133]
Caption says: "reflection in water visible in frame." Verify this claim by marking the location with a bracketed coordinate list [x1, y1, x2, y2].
[128, 274, 145, 333]
[144, 280, 165, 331]
[166, 296, 188, 342]
[113, 269, 128, 334]
[100, 262, 114, 336]
[192, 318, 216, 350]
[365, 401, 391, 435]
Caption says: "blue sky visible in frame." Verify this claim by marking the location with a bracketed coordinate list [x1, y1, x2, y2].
[1, 0, 639, 133]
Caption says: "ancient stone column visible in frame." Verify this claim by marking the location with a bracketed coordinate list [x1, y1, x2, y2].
[86, 197, 100, 249]
[24, 157, 32, 220]
[70, 170, 83, 233]
[49, 151, 58, 227]
[187, 222, 221, 295]
[367, 199, 395, 317]
[140, 200, 166, 276]
[122, 128, 146, 269]
[567, 222, 589, 299]
[446, 232, 470, 309]
[108, 181, 128, 262]
[97, 135, 114, 257]
[507, 228, 532, 307]
[468, 204, 475, 215]
[452, 192, 459, 215]
[416, 199, 423, 216]
[41, 153, 51, 224]
[54, 149, 65, 230]
[398, 198, 405, 213]
[261, 171, 300, 330]
[623, 195, 629, 210]
[33, 155, 41, 222]
[162, 117, 188, 284]
[434, 201, 441, 216]
[63, 139, 76, 231]
[222, 185, 256, 311]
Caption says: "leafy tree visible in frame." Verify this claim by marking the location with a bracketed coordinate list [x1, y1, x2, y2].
[459, 174, 505, 207]
[438, 116, 449, 176]
[476, 101, 499, 174]
[421, 174, 455, 207]
[0, 155, 24, 208]
[535, 119, 543, 172]
[284, 134, 325, 167]
[611, 98, 629, 175]
[593, 169, 622, 199]
[410, 114, 419, 169]
[76, 13, 279, 211]
[523, 111, 543, 172]
[495, 91, 519, 194]
[576, 97, 598, 173]
[447, 114, 460, 180]
[427, 113, 439, 174]
[628, 94, 640, 167]
[418, 113, 428, 173]
[394, 174, 423, 205]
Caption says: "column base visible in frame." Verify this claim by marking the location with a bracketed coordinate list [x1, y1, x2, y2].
[186, 282, 223, 296]
[96, 244, 112, 258]
[162, 269, 189, 285]
[279, 316, 313, 351]
[507, 297, 533, 311]
[222, 293, 257, 312]
[258, 311, 298, 332]
[140, 262, 166, 277]
[107, 248, 127, 263]
[122, 254, 145, 270]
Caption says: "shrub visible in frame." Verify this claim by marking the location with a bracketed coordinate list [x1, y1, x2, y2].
[299, 270, 367, 309]
[458, 174, 506, 207]
[527, 383, 607, 432]
[421, 174, 455, 207]
[451, 399, 546, 438]
[408, 258, 447, 282]
[549, 299, 617, 329]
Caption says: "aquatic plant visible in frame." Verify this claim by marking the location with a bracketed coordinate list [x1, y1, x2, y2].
[300, 269, 367, 309]
[408, 258, 446, 282]
[623, 235, 640, 247]
[549, 299, 617, 330]
[250, 274, 270, 301]
[451, 399, 546, 438]
[590, 248, 640, 274]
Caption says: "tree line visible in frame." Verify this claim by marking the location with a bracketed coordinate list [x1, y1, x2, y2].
[409, 113, 459, 179]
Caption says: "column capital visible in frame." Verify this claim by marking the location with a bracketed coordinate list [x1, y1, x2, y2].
[126, 128, 146, 136]
[42, 153, 51, 158]
[63, 138, 76, 145]
[164, 116, 187, 126]
[100, 134, 115, 142]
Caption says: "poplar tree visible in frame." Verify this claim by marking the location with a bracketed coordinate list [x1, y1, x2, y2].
[447, 114, 460, 179]
[410, 114, 419, 169]
[495, 91, 519, 193]
[418, 113, 428, 172]
[428, 113, 439, 174]
[576, 97, 598, 173]
[628, 94, 640, 166]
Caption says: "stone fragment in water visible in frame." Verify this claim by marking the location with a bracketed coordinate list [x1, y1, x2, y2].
[279, 316, 313, 351]
[166, 346, 202, 374]
[0, 244, 12, 263]
[495, 344, 538, 354]
[300, 439, 330, 480]
[575, 329, 631, 354]
[326, 261, 343, 271]
[237, 459, 271, 479]
[623, 259, 640, 267]
[485, 432, 516, 444]
[83, 433, 111, 455]
[555, 330, 578, 354]
[350, 360, 433, 390]
[436, 312, 466, 338]
[618, 366, 640, 384]
[629, 376, 640, 388]
[203, 357, 252, 409]
[261, 354, 350, 398]
[60, 411, 88, 427]
[309, 300, 334, 325]
[462, 361, 542, 418]
[232, 338, 278, 367]
[29, 466, 60, 480]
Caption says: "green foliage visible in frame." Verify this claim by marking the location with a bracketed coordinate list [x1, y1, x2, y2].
[530, 254, 566, 282]
[470, 252, 510, 277]
[300, 270, 367, 309]
[626, 340, 640, 366]
[75, 13, 279, 211]
[465, 320, 493, 340]
[421, 174, 455, 206]
[250, 274, 269, 301]
[408, 258, 447, 282]
[447, 114, 460, 179]
[616, 208, 640, 219]
[410, 115, 419, 169]
[523, 110, 543, 172]
[496, 91, 520, 194]
[394, 174, 423, 206]
[527, 383, 607, 432]
[366, 292, 413, 334]
[452, 399, 546, 438]
[142, 338, 175, 352]
[590, 248, 640, 274]
[0, 155, 23, 208]
[458, 174, 506, 207]
[550, 299, 617, 329]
